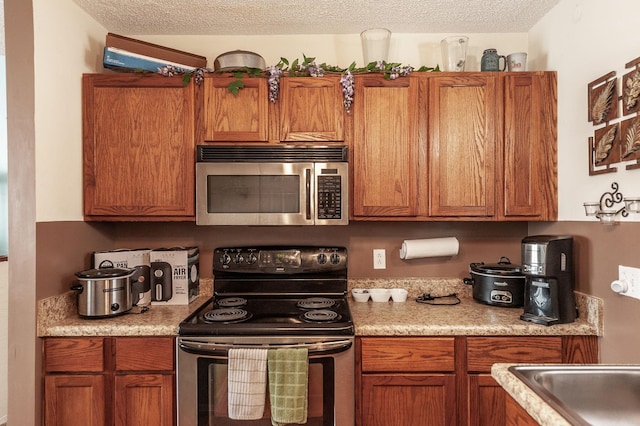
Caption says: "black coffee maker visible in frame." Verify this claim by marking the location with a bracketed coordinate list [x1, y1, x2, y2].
[520, 235, 576, 326]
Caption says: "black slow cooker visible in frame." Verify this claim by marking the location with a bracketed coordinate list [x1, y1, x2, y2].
[464, 257, 525, 308]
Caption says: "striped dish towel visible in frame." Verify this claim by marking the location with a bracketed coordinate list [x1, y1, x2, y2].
[228, 348, 268, 420]
[268, 347, 309, 426]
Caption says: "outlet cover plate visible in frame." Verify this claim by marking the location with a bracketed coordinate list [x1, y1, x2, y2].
[373, 249, 386, 269]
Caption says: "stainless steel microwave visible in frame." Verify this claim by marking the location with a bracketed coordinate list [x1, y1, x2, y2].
[196, 145, 349, 225]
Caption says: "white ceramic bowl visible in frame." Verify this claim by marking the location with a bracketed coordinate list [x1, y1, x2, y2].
[390, 288, 408, 302]
[369, 288, 391, 302]
[351, 288, 370, 302]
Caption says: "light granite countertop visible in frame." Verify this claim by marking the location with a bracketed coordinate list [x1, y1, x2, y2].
[491, 363, 572, 426]
[38, 278, 602, 337]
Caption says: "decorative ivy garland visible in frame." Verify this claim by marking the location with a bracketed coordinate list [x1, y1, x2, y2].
[158, 54, 440, 113]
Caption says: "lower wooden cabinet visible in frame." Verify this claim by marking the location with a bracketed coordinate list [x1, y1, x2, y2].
[357, 335, 598, 426]
[43, 336, 175, 426]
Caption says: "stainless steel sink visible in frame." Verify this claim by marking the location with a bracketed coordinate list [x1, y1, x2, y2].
[509, 365, 640, 426]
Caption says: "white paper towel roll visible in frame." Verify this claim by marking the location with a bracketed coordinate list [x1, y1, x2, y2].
[399, 237, 459, 260]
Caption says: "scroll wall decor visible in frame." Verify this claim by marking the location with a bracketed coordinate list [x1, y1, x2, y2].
[588, 56, 640, 175]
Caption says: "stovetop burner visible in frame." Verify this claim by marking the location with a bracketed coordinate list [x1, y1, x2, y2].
[297, 297, 337, 310]
[216, 297, 247, 308]
[301, 309, 341, 323]
[202, 307, 252, 324]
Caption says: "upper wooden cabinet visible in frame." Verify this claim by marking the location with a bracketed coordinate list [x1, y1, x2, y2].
[500, 72, 558, 220]
[202, 74, 344, 143]
[279, 77, 344, 142]
[350, 71, 558, 222]
[202, 75, 269, 142]
[82, 73, 196, 221]
[429, 74, 498, 217]
[351, 75, 422, 218]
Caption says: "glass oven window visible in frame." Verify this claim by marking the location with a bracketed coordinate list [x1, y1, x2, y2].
[206, 175, 300, 214]
[197, 357, 334, 426]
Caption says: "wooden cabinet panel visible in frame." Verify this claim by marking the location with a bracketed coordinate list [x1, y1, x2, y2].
[44, 336, 176, 426]
[352, 75, 421, 217]
[44, 374, 106, 426]
[83, 74, 195, 220]
[466, 336, 563, 372]
[361, 337, 455, 372]
[114, 373, 174, 426]
[203, 76, 269, 142]
[501, 72, 557, 220]
[44, 338, 106, 373]
[115, 337, 174, 372]
[280, 77, 344, 141]
[361, 374, 456, 426]
[505, 393, 539, 426]
[468, 374, 506, 426]
[429, 75, 498, 217]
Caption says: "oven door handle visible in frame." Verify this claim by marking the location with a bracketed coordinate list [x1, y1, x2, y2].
[178, 339, 353, 356]
[305, 168, 312, 221]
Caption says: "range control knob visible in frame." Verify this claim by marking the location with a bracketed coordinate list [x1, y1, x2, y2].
[317, 253, 328, 265]
[330, 253, 341, 265]
[234, 253, 245, 264]
[220, 253, 231, 265]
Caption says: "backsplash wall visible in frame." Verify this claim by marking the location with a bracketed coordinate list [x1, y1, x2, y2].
[36, 220, 528, 298]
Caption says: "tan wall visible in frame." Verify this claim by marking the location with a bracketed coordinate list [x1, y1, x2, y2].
[530, 221, 640, 363]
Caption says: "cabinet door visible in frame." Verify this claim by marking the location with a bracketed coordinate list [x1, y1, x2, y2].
[361, 374, 456, 426]
[352, 75, 421, 217]
[429, 75, 498, 217]
[203, 76, 269, 141]
[501, 72, 557, 220]
[467, 374, 506, 426]
[280, 77, 344, 141]
[44, 374, 106, 426]
[83, 74, 195, 220]
[115, 337, 174, 372]
[114, 373, 174, 426]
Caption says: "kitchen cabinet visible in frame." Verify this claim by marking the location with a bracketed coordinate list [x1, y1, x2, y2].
[356, 335, 598, 426]
[82, 73, 195, 221]
[351, 75, 423, 218]
[350, 72, 557, 221]
[505, 394, 538, 426]
[499, 72, 557, 220]
[357, 337, 457, 426]
[428, 74, 498, 217]
[43, 336, 175, 426]
[202, 75, 269, 142]
[279, 76, 344, 142]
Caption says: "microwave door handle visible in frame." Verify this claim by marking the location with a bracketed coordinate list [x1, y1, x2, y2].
[305, 168, 312, 220]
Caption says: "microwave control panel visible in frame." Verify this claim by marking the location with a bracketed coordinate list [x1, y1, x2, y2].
[317, 175, 342, 219]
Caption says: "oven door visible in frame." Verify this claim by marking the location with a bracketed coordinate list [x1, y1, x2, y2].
[196, 162, 315, 226]
[177, 336, 354, 426]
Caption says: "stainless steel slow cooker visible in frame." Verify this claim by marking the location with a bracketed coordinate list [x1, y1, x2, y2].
[72, 268, 135, 318]
[464, 257, 525, 308]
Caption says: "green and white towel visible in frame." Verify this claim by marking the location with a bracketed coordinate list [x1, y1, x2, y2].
[267, 347, 309, 425]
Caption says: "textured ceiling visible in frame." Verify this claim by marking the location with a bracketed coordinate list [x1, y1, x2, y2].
[72, 0, 560, 35]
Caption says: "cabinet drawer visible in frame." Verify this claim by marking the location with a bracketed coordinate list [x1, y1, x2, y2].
[44, 338, 105, 373]
[466, 337, 563, 372]
[115, 337, 174, 372]
[361, 337, 455, 372]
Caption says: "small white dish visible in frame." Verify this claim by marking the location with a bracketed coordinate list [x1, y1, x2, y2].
[390, 288, 408, 302]
[351, 288, 370, 302]
[369, 288, 391, 302]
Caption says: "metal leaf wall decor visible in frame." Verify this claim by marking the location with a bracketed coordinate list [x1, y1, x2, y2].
[591, 79, 616, 125]
[595, 125, 617, 164]
[588, 57, 640, 175]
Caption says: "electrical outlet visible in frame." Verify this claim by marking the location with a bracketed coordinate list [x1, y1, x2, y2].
[373, 249, 386, 269]
[611, 265, 640, 300]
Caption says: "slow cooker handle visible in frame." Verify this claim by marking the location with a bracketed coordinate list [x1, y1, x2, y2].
[463, 277, 474, 285]
[70, 284, 83, 293]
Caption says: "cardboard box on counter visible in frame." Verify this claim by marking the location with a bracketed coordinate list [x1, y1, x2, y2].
[150, 247, 200, 306]
[106, 32, 208, 69]
[93, 248, 152, 306]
